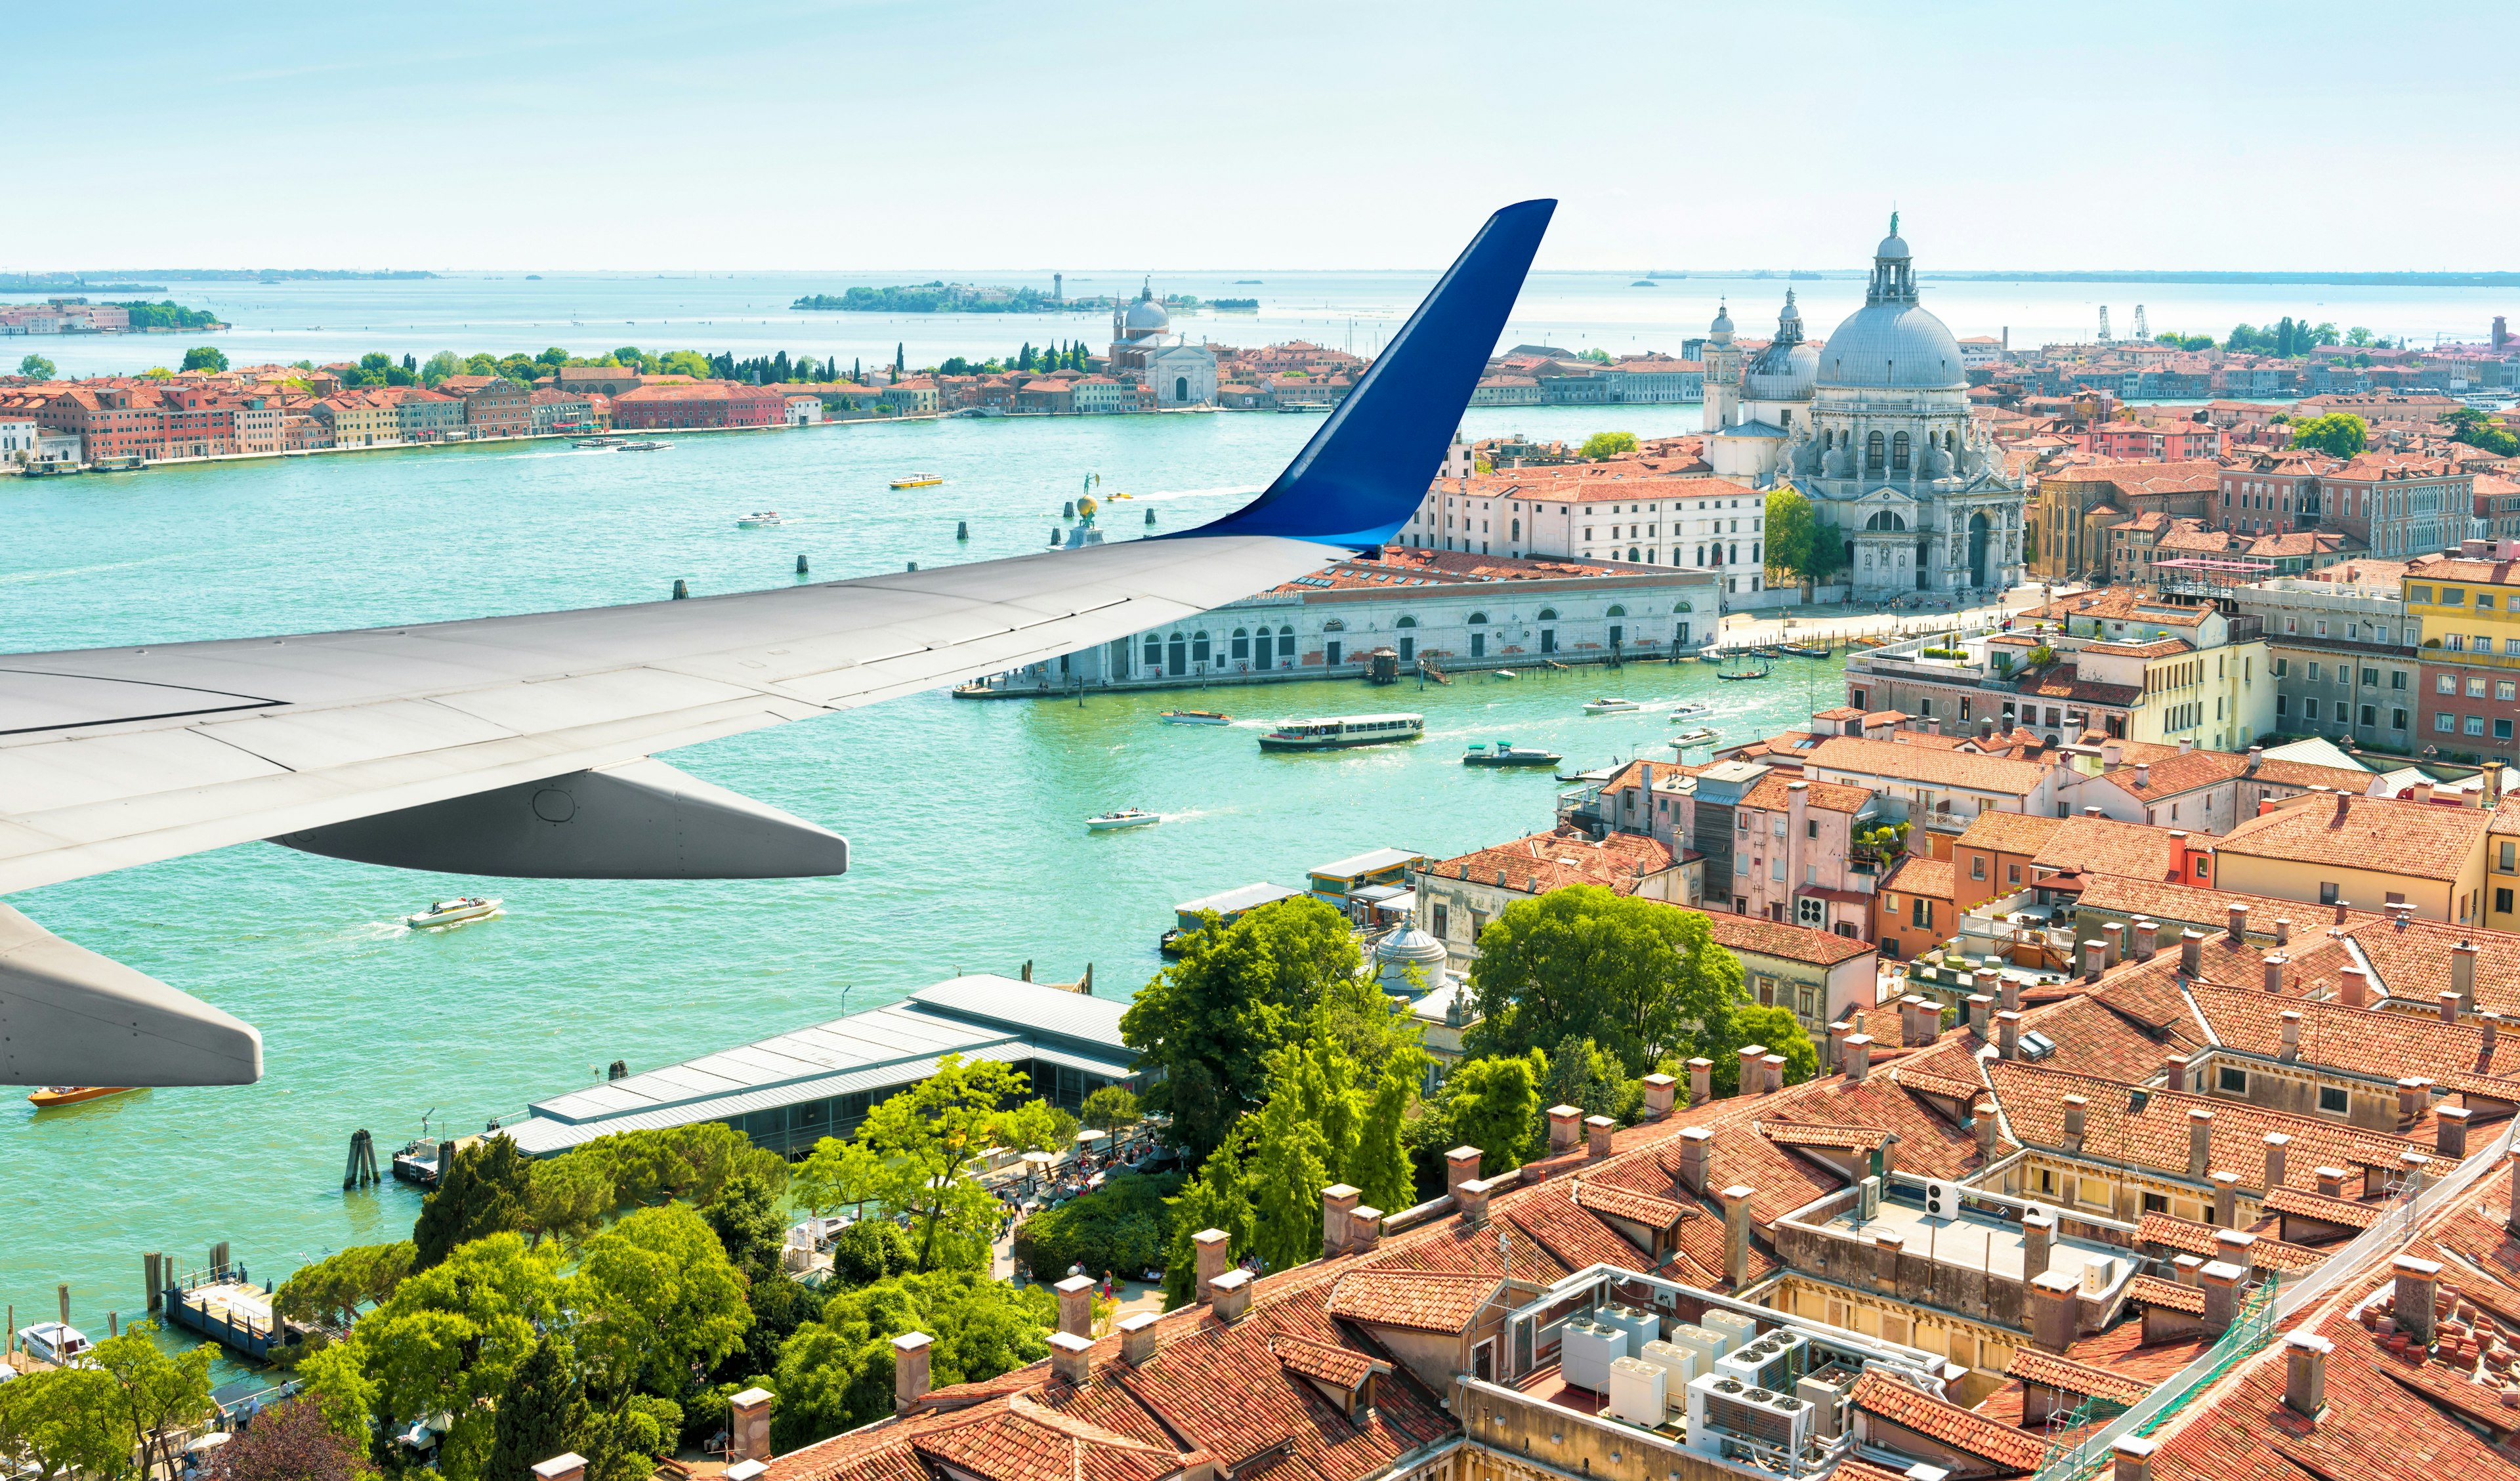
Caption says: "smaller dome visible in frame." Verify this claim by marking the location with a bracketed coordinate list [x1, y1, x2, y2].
[1875, 232, 1910, 261]
[1123, 293, 1171, 333]
[1710, 300, 1734, 335]
[1376, 918, 1450, 997]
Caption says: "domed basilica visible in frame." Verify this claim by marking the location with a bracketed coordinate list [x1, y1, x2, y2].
[1702, 220, 2026, 596]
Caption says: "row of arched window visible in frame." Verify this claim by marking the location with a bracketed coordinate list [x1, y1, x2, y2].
[1824, 426, 1959, 474]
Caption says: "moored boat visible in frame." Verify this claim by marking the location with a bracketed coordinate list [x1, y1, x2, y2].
[1257, 713, 1424, 750]
[16, 1321, 91, 1366]
[736, 511, 783, 528]
[1778, 641, 1833, 658]
[1492, 669, 1518, 680]
[1087, 807, 1161, 833]
[1716, 664, 1772, 681]
[1671, 727, 1719, 746]
[1582, 697, 1641, 715]
[27, 1085, 135, 1109]
[1158, 709, 1231, 726]
[406, 896, 501, 929]
[1555, 763, 1620, 784]
[889, 472, 945, 488]
[1464, 741, 1563, 768]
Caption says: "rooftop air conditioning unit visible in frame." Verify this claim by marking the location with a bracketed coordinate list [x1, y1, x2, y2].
[1701, 1307, 1760, 1353]
[1606, 1356, 1670, 1427]
[1686, 1372, 1815, 1459]
[1560, 1320, 1628, 1394]
[1666, 1320, 1729, 1373]
[1923, 1179, 1960, 1220]
[1715, 1329, 1809, 1392]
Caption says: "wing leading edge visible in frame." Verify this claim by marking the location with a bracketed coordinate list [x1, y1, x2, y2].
[0, 199, 1555, 1085]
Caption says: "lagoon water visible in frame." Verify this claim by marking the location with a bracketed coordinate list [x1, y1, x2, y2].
[0, 401, 1872, 1351]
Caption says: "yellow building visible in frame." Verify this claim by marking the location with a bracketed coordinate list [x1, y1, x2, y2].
[2404, 547, 2520, 768]
[314, 392, 398, 448]
[2213, 790, 2493, 925]
[2488, 795, 2520, 933]
[2069, 634, 2275, 751]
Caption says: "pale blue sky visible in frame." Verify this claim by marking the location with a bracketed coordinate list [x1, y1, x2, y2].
[12, 1, 2514, 272]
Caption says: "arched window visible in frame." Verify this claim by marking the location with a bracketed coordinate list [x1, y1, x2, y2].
[1467, 612, 1488, 625]
[1864, 509, 1907, 532]
[1231, 627, 1250, 661]
[1322, 618, 1345, 631]
[1891, 431, 1911, 472]
[1175, 376, 1189, 402]
[1674, 600, 1693, 613]
[1537, 608, 1559, 621]
[1395, 615, 1417, 627]
[1606, 604, 1626, 617]
[1944, 429, 1958, 452]
[1192, 631, 1211, 663]
[1278, 624, 1294, 639]
[1628, 547, 1641, 562]
[1143, 635, 1162, 667]
[1866, 430, 1885, 472]
[1511, 518, 1521, 540]
[1696, 545, 1707, 566]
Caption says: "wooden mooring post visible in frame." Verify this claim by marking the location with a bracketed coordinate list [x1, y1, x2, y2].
[144, 1252, 163, 1314]
[344, 1128, 381, 1189]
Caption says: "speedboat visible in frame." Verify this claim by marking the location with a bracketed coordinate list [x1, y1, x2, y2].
[1492, 669, 1518, 680]
[1158, 710, 1230, 726]
[573, 437, 619, 449]
[1671, 727, 1718, 746]
[1464, 741, 1563, 768]
[737, 511, 783, 528]
[27, 1086, 134, 1109]
[1582, 698, 1641, 715]
[890, 472, 945, 488]
[16, 1322, 91, 1366]
[1087, 808, 1161, 833]
[1669, 701, 1710, 719]
[617, 440, 669, 451]
[406, 896, 502, 929]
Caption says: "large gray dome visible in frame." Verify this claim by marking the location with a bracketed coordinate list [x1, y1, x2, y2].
[1746, 338, 1818, 402]
[1122, 280, 1170, 335]
[1816, 301, 1964, 390]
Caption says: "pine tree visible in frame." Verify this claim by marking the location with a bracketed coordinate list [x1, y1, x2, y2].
[1349, 1070, 1415, 1217]
[485, 1337, 585, 1481]
[1245, 1090, 1331, 1274]
[852, 357, 861, 383]
[1160, 1126, 1253, 1310]
[894, 342, 905, 375]
[411, 1135, 530, 1269]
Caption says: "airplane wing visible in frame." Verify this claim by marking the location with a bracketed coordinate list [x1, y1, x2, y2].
[0, 199, 1555, 1088]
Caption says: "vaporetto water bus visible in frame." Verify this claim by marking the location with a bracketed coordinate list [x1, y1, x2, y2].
[1256, 713, 1425, 751]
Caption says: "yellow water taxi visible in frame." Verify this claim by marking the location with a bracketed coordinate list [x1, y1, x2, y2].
[890, 472, 944, 489]
[28, 1086, 135, 1109]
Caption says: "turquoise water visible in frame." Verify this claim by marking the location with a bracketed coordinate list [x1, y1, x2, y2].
[0, 405, 1856, 1349]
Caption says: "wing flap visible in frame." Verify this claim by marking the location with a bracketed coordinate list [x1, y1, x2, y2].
[190, 698, 524, 773]
[0, 727, 293, 817]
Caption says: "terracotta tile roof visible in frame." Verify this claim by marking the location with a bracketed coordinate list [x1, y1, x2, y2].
[1957, 811, 2068, 857]
[1881, 854, 1955, 900]
[1850, 1371, 2047, 1472]
[2260, 1184, 2385, 1232]
[1740, 772, 1876, 814]
[2071, 874, 2375, 940]
[1269, 1335, 1379, 1389]
[1889, 1065, 1988, 1104]
[1425, 829, 1679, 897]
[2133, 1212, 2326, 1272]
[1572, 1178, 1689, 1228]
[1504, 1192, 1651, 1273]
[2215, 794, 2489, 883]
[1322, 1270, 1499, 1333]
[1807, 736, 2054, 796]
[2124, 1274, 2207, 1314]
[2030, 815, 2191, 880]
[1756, 1121, 1892, 1152]
[2183, 981, 2512, 1084]
[1682, 905, 1878, 967]
[2339, 913, 2520, 1015]
[2091, 750, 2252, 804]
[2003, 1348, 2154, 1407]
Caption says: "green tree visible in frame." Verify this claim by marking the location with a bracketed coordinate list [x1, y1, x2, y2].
[484, 1337, 583, 1481]
[579, 1394, 682, 1481]
[1348, 1068, 1417, 1216]
[1465, 885, 1747, 1075]
[1545, 1033, 1638, 1122]
[998, 1097, 1081, 1156]
[2345, 325, 2373, 347]
[1443, 1050, 1548, 1175]
[1013, 1171, 1181, 1280]
[1581, 430, 1638, 460]
[1245, 1085, 1333, 1272]
[1705, 1005, 1820, 1095]
[1082, 1085, 1141, 1138]
[1763, 485, 1842, 582]
[2446, 407, 2520, 457]
[826, 1220, 914, 1285]
[570, 1121, 784, 1211]
[421, 349, 463, 384]
[568, 1203, 751, 1402]
[91, 1322, 215, 1480]
[1580, 348, 1612, 365]
[1160, 1125, 1254, 1308]
[0, 1365, 133, 1480]
[17, 353, 56, 379]
[1121, 896, 1362, 1162]
[413, 1134, 532, 1269]
[275, 1240, 417, 1332]
[656, 349, 715, 379]
[770, 1272, 1053, 1449]
[521, 1152, 614, 1249]
[2290, 411, 2368, 458]
[702, 1169, 789, 1280]
[792, 1054, 1026, 1272]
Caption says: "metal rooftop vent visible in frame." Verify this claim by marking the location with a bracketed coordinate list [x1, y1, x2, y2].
[2019, 1030, 2059, 1060]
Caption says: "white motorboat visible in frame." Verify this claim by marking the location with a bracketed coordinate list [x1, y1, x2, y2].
[1492, 669, 1518, 680]
[1671, 727, 1719, 746]
[1158, 710, 1231, 726]
[17, 1322, 91, 1366]
[1257, 713, 1424, 751]
[1670, 701, 1711, 719]
[1582, 698, 1642, 715]
[406, 896, 502, 929]
[1087, 808, 1162, 833]
[736, 511, 783, 528]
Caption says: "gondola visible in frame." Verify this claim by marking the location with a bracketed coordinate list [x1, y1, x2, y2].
[1778, 642, 1834, 659]
[1715, 663, 1772, 681]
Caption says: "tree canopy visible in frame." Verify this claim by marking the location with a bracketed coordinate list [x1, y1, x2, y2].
[18, 353, 56, 379]
[1121, 896, 1363, 1161]
[413, 1134, 532, 1269]
[0, 1363, 133, 1480]
[1763, 486, 1843, 582]
[1464, 885, 1748, 1075]
[791, 1054, 1024, 1272]
[1704, 1004, 1821, 1095]
[274, 1240, 415, 1332]
[2447, 407, 2520, 457]
[1442, 1049, 1548, 1176]
[771, 1272, 1053, 1450]
[2290, 411, 2368, 458]
[208, 1397, 365, 1481]
[1581, 429, 1637, 460]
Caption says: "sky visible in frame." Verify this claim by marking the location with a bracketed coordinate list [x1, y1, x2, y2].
[12, 0, 2518, 274]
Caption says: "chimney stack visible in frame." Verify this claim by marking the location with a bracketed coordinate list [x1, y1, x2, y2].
[1843, 1032, 1874, 1083]
[2315, 1166, 2346, 1199]
[1903, 995, 1940, 1047]
[1677, 1125, 1715, 1196]
[894, 1333, 934, 1413]
[2338, 967, 2372, 1009]
[2198, 1261, 2244, 1333]
[1974, 1101, 1998, 1159]
[2082, 939, 2107, 983]
[1967, 993, 1994, 1040]
[2172, 1254, 2204, 1287]
[1762, 1054, 1786, 1095]
[1349, 1205, 1383, 1255]
[2397, 1077, 2428, 1134]
[1641, 1072, 1677, 1120]
[2001, 974, 2021, 1013]
[1049, 1331, 1094, 1387]
[1586, 1115, 1616, 1159]
[2227, 904, 2248, 943]
[1826, 1020, 1851, 1070]
[2111, 1436, 2158, 1481]
[1193, 1228, 1231, 1302]
[1736, 1047, 1768, 1097]
[2163, 1054, 2187, 1093]
[2439, 991, 2462, 1025]
[2485, 1013, 2501, 1060]
[2282, 1332, 2332, 1419]
[2133, 917, 2158, 961]
[2507, 1148, 2520, 1237]
[1445, 1148, 1482, 1204]
[1688, 1057, 1714, 1106]
[1118, 1310, 1160, 1366]
[1719, 1185, 1755, 1289]
[2278, 1011, 2301, 1060]
[2187, 1108, 2214, 1177]
[2438, 1106, 2472, 1159]
[2022, 1207, 2053, 1282]
[1996, 1012, 2021, 1062]
[1211, 1268, 1253, 1323]
[2030, 1270, 2081, 1353]
[2393, 1255, 2441, 1346]
[2063, 1095, 2088, 1152]
[2180, 929, 2204, 976]
[1459, 1178, 1495, 1227]
[2263, 953, 2287, 994]
[2454, 941, 2479, 1010]
[2263, 1133, 2291, 1191]
[730, 1387, 774, 1464]
[1056, 1274, 1097, 1337]
[2102, 921, 2125, 967]
[1320, 1185, 1360, 1258]
[1547, 1104, 1582, 1154]
[2212, 1170, 2240, 1227]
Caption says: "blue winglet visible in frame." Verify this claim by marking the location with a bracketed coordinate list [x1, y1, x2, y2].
[1175, 199, 1555, 551]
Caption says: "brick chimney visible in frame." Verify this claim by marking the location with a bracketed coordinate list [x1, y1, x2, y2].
[1641, 1072, 1677, 1120]
[1688, 1056, 1714, 1106]
[2393, 1254, 2440, 1346]
[2278, 1011, 2301, 1060]
[2110, 1436, 2158, 1481]
[2227, 903, 2248, 942]
[1719, 1184, 1755, 1289]
[1348, 1205, 1382, 1255]
[1320, 1184, 1361, 1257]
[1966, 993, 1994, 1040]
[2000, 974, 2022, 1013]
[1118, 1310, 1160, 1366]
[1825, 1020, 1851, 1070]
[2172, 1254, 2204, 1286]
[2263, 953, 2287, 993]
[1458, 1178, 1495, 1226]
[894, 1332, 934, 1413]
[1866, 1230, 1904, 1295]
[2263, 1132, 2290, 1191]
[1056, 1274, 1096, 1337]
[1547, 1104, 1582, 1154]
[1193, 1228, 1231, 1302]
[1973, 1101, 1997, 1159]
[2315, 1166, 2346, 1199]
[2198, 1261, 2244, 1333]
[1677, 1125, 1715, 1196]
[2029, 1270, 2081, 1352]
[2439, 991, 2462, 1025]
[2064, 1095, 2089, 1152]
[2180, 929, 2204, 975]
[2485, 1013, 2501, 1060]
[2338, 967, 2372, 1009]
[1210, 1268, 1253, 1324]
[1843, 1032, 1875, 1083]
[1444, 1147, 1482, 1204]
[1586, 1115, 1616, 1159]
[1049, 1331, 1094, 1387]
[2082, 938, 2107, 982]
[2187, 1108, 2214, 1177]
[2274, 917, 2292, 947]
[1736, 1046, 1768, 1097]
[1902, 995, 1940, 1047]
[1996, 1012, 2021, 1062]
[2022, 1207, 2053, 1282]
[2211, 1170, 2240, 1227]
[2396, 1077, 2428, 1134]
[2283, 1332, 2331, 1419]
[2102, 921, 2125, 967]
[729, 1382, 775, 1461]
[2438, 1106, 2471, 1159]
[2132, 917, 2158, 961]
[2163, 1054, 2187, 1093]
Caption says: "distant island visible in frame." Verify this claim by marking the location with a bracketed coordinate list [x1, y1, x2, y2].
[0, 276, 165, 293]
[1211, 298, 1260, 310]
[114, 300, 228, 331]
[795, 283, 1059, 314]
[99, 268, 438, 281]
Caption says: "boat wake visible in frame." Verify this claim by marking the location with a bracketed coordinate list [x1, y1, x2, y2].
[1130, 483, 1265, 504]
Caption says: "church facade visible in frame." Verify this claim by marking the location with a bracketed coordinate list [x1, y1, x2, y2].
[1107, 280, 1217, 407]
[1701, 224, 2028, 597]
